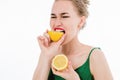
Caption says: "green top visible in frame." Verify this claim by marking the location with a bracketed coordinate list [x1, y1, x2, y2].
[48, 47, 100, 80]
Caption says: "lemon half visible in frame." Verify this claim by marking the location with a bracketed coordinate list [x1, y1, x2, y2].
[52, 54, 68, 71]
[48, 31, 64, 42]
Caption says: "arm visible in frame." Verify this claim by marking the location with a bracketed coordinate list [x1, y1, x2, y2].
[90, 49, 113, 80]
[32, 53, 51, 80]
[32, 33, 66, 80]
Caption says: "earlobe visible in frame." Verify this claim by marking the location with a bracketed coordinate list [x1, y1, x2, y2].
[78, 16, 86, 29]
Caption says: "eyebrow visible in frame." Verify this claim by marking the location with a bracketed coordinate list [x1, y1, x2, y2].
[51, 12, 69, 16]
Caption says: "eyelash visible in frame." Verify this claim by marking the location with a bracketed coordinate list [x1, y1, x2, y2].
[62, 16, 69, 18]
[51, 17, 56, 18]
[51, 16, 70, 18]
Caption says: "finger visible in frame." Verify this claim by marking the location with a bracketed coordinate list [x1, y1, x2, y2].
[51, 66, 56, 74]
[51, 66, 58, 75]
[51, 34, 66, 51]
[68, 61, 73, 71]
[51, 66, 63, 76]
[44, 36, 49, 47]
[37, 36, 45, 48]
[46, 29, 48, 33]
[43, 32, 50, 42]
[49, 34, 66, 52]
[56, 34, 66, 46]
[43, 32, 51, 46]
[41, 33, 49, 47]
[37, 35, 49, 47]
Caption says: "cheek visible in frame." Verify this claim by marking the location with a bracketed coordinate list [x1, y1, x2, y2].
[50, 20, 54, 28]
[68, 23, 79, 36]
[68, 21, 78, 31]
[69, 28, 78, 36]
[66, 26, 77, 38]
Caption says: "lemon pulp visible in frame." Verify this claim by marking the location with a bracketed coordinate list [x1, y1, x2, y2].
[52, 54, 68, 71]
[48, 31, 64, 42]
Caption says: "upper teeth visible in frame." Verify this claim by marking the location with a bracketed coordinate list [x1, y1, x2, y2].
[55, 29, 64, 32]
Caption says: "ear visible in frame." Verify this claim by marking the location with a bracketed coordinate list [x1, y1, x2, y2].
[78, 16, 86, 30]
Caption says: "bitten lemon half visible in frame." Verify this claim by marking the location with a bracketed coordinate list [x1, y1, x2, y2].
[48, 31, 64, 42]
[52, 54, 68, 71]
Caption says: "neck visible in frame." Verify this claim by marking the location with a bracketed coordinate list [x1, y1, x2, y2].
[62, 37, 83, 55]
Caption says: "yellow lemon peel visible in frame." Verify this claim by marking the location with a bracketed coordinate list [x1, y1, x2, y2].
[48, 31, 64, 42]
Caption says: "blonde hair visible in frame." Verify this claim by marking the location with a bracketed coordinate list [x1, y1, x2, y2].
[55, 0, 89, 18]
[72, 0, 89, 18]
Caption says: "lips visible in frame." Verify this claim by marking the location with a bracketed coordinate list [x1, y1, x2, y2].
[54, 27, 65, 33]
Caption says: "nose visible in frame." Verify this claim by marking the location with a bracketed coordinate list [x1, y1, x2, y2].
[54, 19, 62, 27]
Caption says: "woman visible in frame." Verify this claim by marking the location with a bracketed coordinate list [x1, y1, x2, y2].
[33, 0, 113, 80]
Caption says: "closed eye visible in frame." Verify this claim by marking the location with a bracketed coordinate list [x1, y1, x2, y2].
[62, 16, 70, 18]
[51, 16, 56, 18]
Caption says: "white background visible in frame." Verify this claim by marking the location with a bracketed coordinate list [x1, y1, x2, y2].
[0, 0, 120, 80]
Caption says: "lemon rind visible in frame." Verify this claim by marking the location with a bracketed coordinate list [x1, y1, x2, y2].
[52, 54, 68, 71]
[48, 31, 64, 42]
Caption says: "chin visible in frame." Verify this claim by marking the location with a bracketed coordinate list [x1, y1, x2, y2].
[61, 39, 67, 46]
[61, 39, 71, 46]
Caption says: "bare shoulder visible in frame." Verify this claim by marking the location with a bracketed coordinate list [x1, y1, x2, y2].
[90, 49, 109, 69]
[89, 48, 113, 80]
[90, 48, 105, 61]
[90, 49, 107, 70]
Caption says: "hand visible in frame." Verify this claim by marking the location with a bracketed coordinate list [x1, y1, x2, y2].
[52, 61, 80, 80]
[37, 31, 66, 59]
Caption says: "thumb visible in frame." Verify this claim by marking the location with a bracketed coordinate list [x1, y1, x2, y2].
[56, 34, 66, 46]
[68, 61, 74, 71]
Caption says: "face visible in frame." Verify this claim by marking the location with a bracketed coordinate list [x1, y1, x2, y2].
[50, 0, 85, 44]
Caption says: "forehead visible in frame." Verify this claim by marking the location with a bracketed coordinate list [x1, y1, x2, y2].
[51, 0, 76, 14]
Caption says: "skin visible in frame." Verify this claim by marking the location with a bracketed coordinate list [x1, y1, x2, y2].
[33, 0, 113, 80]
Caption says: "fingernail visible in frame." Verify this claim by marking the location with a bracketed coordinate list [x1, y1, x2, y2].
[46, 29, 49, 33]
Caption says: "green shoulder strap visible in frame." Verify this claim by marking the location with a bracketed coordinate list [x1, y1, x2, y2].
[88, 47, 101, 58]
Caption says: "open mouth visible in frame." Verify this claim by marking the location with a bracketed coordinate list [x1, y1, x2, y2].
[54, 28, 65, 34]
